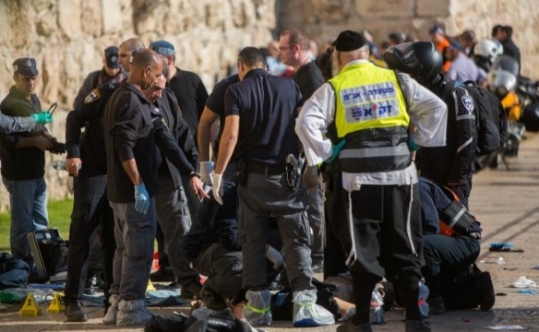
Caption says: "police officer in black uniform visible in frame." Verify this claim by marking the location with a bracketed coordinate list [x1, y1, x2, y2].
[384, 41, 477, 208]
[63, 38, 146, 322]
[211, 47, 334, 327]
[197, 73, 240, 184]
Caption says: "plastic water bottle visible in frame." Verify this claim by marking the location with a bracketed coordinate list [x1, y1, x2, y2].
[418, 282, 430, 319]
[52, 160, 66, 171]
[370, 287, 385, 324]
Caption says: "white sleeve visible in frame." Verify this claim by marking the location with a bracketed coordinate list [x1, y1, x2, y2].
[398, 73, 447, 147]
[295, 83, 336, 166]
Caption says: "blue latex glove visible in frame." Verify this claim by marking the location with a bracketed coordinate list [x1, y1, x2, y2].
[408, 137, 420, 151]
[31, 112, 53, 124]
[134, 183, 150, 214]
[325, 139, 347, 164]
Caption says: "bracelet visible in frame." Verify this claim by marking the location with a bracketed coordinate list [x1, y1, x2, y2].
[189, 171, 200, 179]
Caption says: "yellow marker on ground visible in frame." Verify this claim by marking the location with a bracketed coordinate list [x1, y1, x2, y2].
[19, 294, 41, 316]
[47, 293, 65, 313]
[146, 279, 156, 292]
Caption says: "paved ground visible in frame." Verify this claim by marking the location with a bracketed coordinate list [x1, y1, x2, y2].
[3, 133, 539, 331]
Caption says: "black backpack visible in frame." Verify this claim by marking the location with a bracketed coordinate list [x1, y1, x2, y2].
[185, 311, 254, 332]
[440, 264, 495, 311]
[445, 81, 508, 156]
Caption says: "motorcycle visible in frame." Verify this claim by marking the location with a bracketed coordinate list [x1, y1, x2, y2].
[517, 76, 539, 131]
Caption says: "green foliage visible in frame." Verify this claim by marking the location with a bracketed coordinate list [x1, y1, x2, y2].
[0, 199, 73, 252]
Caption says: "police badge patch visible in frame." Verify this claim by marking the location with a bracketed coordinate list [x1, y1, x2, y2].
[84, 89, 101, 104]
[461, 95, 474, 113]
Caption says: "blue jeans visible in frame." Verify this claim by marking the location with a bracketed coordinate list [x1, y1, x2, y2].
[2, 177, 49, 265]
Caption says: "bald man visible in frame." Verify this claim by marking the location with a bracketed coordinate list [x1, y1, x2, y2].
[102, 48, 164, 327]
[63, 37, 146, 322]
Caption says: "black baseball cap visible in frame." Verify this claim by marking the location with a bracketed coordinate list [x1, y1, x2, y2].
[13, 58, 39, 76]
[104, 46, 120, 69]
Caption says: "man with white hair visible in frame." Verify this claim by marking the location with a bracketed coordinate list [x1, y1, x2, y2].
[296, 30, 448, 332]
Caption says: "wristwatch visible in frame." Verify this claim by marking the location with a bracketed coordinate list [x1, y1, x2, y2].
[189, 171, 200, 179]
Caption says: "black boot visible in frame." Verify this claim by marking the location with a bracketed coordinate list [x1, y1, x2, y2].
[478, 271, 495, 311]
[337, 319, 373, 332]
[199, 285, 227, 310]
[149, 267, 176, 282]
[64, 300, 88, 322]
[427, 296, 446, 315]
[180, 277, 202, 300]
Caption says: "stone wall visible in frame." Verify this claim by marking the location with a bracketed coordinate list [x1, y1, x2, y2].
[0, 0, 276, 210]
[0, 0, 537, 211]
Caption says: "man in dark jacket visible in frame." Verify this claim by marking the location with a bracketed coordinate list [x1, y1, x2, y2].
[493, 25, 521, 74]
[385, 42, 477, 208]
[418, 177, 493, 315]
[149, 40, 208, 216]
[181, 179, 242, 309]
[0, 58, 60, 269]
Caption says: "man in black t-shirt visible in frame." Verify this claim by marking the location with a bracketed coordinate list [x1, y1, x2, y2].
[279, 29, 326, 272]
[197, 74, 240, 184]
[212, 47, 334, 328]
[149, 40, 208, 139]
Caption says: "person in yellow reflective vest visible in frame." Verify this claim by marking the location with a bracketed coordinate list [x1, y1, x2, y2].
[295, 30, 448, 332]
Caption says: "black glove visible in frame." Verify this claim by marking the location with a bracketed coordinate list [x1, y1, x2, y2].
[48, 137, 66, 154]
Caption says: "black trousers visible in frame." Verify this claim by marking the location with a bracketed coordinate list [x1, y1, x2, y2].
[347, 183, 424, 324]
[64, 175, 115, 302]
[322, 168, 348, 278]
[422, 234, 480, 299]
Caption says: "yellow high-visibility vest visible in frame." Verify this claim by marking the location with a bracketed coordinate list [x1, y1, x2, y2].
[328, 61, 412, 173]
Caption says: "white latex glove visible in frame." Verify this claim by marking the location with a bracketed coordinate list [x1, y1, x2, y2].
[212, 173, 224, 205]
[266, 245, 285, 270]
[199, 161, 214, 186]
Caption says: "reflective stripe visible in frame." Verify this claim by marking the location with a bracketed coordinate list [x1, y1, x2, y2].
[406, 181, 417, 256]
[346, 190, 358, 267]
[448, 208, 466, 229]
[340, 144, 410, 159]
[457, 137, 473, 153]
[456, 114, 475, 121]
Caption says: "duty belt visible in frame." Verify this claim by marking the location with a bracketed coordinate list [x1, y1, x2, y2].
[248, 163, 286, 175]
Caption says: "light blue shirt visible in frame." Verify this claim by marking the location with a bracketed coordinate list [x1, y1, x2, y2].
[447, 53, 480, 82]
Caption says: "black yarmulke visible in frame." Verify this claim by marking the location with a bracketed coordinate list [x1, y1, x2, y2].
[334, 30, 366, 52]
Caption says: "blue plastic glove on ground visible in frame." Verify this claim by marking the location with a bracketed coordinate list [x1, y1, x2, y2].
[134, 183, 150, 214]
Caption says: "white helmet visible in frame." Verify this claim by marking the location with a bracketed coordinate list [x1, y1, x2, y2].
[473, 39, 503, 64]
